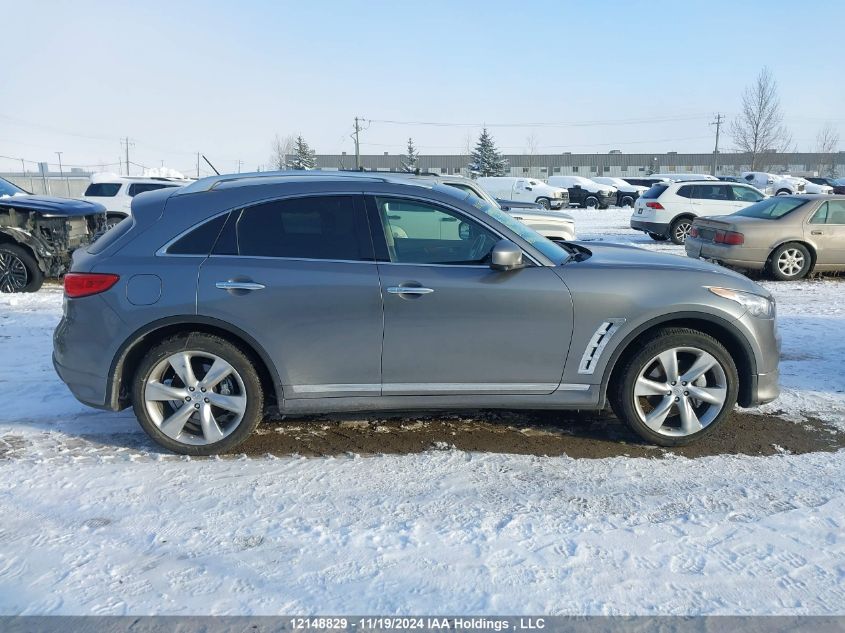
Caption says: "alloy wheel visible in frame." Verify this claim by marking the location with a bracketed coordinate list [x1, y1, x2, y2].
[673, 221, 692, 243]
[143, 351, 248, 446]
[776, 248, 805, 278]
[632, 346, 728, 437]
[0, 252, 29, 293]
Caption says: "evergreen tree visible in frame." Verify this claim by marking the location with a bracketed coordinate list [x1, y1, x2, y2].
[401, 137, 419, 173]
[468, 128, 508, 177]
[289, 135, 316, 170]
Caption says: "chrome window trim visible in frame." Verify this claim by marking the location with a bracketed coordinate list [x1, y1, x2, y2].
[155, 209, 233, 257]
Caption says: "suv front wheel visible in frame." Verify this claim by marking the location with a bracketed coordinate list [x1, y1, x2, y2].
[132, 334, 264, 455]
[610, 328, 738, 446]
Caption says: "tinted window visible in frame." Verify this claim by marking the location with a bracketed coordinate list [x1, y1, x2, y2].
[128, 183, 176, 197]
[676, 185, 694, 198]
[642, 184, 668, 199]
[810, 201, 845, 225]
[0, 178, 27, 196]
[84, 183, 121, 197]
[237, 195, 371, 261]
[731, 185, 764, 202]
[167, 213, 229, 255]
[692, 184, 730, 200]
[375, 197, 499, 265]
[735, 197, 807, 220]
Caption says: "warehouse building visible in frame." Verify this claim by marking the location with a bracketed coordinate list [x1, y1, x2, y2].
[313, 152, 844, 179]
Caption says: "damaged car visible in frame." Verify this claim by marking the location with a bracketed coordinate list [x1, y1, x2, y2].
[0, 177, 107, 293]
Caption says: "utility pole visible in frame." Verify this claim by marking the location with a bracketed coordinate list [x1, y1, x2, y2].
[710, 113, 725, 176]
[121, 137, 134, 176]
[55, 151, 69, 197]
[352, 117, 362, 170]
[21, 158, 33, 192]
[236, 159, 244, 173]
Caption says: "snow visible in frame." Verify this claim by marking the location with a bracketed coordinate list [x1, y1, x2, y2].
[1, 209, 844, 615]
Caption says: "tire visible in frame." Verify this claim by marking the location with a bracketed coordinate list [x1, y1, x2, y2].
[598, 203, 610, 210]
[131, 333, 265, 455]
[776, 189, 791, 196]
[584, 196, 599, 209]
[0, 244, 43, 293]
[535, 197, 551, 210]
[669, 217, 694, 245]
[609, 328, 738, 446]
[769, 242, 812, 281]
[648, 232, 669, 242]
[621, 195, 635, 208]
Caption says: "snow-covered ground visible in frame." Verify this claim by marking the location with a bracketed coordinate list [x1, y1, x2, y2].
[0, 208, 843, 615]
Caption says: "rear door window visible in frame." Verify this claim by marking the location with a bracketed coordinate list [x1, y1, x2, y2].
[127, 183, 177, 197]
[84, 183, 122, 197]
[676, 185, 694, 198]
[810, 201, 845, 225]
[236, 195, 372, 261]
[692, 184, 730, 200]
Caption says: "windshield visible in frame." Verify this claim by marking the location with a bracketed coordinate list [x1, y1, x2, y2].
[735, 196, 808, 219]
[0, 178, 27, 197]
[465, 195, 569, 262]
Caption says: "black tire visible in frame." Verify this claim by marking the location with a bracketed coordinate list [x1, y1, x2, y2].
[609, 328, 739, 447]
[535, 197, 551, 210]
[598, 203, 610, 210]
[131, 333, 265, 455]
[669, 217, 694, 245]
[648, 232, 669, 242]
[0, 243, 43, 293]
[776, 189, 791, 196]
[584, 196, 599, 209]
[768, 242, 812, 281]
[620, 195, 635, 208]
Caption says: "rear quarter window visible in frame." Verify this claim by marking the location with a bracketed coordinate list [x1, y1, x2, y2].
[167, 213, 229, 255]
[642, 184, 668, 199]
[84, 183, 122, 197]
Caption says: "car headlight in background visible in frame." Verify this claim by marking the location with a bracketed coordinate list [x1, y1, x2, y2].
[707, 286, 776, 319]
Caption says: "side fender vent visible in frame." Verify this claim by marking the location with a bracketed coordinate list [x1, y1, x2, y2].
[578, 319, 625, 374]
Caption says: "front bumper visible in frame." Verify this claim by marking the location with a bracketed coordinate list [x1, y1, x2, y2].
[549, 198, 566, 209]
[630, 218, 669, 235]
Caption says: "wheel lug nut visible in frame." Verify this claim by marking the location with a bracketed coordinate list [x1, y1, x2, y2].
[674, 397, 680, 402]
[201, 388, 206, 393]
[194, 403, 200, 409]
[204, 398, 209, 403]
[684, 391, 689, 396]
[185, 396, 191, 401]
[189, 387, 195, 392]
[671, 381, 676, 386]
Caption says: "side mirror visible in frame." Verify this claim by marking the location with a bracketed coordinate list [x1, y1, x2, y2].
[490, 239, 524, 271]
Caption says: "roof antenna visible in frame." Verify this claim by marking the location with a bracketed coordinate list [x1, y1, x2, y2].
[202, 155, 220, 175]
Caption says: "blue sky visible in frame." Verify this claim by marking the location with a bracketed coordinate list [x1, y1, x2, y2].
[2, 0, 844, 175]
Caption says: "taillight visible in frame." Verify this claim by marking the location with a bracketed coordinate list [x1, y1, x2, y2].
[64, 272, 120, 298]
[688, 226, 699, 238]
[645, 201, 664, 209]
[714, 230, 744, 245]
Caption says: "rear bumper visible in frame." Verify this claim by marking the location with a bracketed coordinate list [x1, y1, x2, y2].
[630, 218, 669, 235]
[684, 238, 768, 271]
[53, 352, 114, 410]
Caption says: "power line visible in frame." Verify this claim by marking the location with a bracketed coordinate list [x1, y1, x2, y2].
[365, 114, 713, 129]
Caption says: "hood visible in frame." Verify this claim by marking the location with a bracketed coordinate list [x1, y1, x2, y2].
[0, 195, 106, 217]
[571, 241, 759, 287]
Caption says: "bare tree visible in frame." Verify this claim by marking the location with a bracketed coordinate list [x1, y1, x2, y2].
[269, 134, 296, 170]
[731, 67, 792, 170]
[815, 123, 840, 177]
[525, 133, 539, 175]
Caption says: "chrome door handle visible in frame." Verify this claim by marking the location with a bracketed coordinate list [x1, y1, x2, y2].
[811, 230, 824, 235]
[387, 286, 434, 295]
[215, 281, 266, 291]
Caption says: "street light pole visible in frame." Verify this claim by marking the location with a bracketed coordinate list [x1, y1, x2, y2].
[55, 152, 69, 197]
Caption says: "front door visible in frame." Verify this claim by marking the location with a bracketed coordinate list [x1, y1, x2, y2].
[368, 195, 573, 395]
[197, 194, 384, 398]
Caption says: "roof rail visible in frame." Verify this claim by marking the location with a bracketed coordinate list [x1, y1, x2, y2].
[174, 169, 393, 195]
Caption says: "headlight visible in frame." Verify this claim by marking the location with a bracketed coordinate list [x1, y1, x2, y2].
[708, 286, 775, 319]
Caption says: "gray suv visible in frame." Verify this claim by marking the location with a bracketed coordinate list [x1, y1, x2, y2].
[53, 172, 780, 455]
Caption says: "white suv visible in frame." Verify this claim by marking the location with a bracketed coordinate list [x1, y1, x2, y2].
[631, 181, 765, 244]
[81, 173, 190, 227]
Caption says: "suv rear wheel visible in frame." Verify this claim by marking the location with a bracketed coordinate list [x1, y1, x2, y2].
[132, 334, 264, 455]
[0, 244, 43, 293]
[610, 328, 738, 446]
[670, 217, 694, 245]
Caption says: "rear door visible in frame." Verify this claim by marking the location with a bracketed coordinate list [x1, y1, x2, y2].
[690, 183, 733, 217]
[806, 200, 845, 266]
[367, 195, 573, 395]
[196, 194, 384, 398]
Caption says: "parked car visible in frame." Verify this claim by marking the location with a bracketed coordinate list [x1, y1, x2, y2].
[0, 177, 106, 293]
[652, 173, 719, 182]
[592, 177, 648, 208]
[686, 195, 845, 280]
[631, 181, 766, 244]
[741, 172, 813, 196]
[717, 176, 741, 182]
[377, 173, 576, 241]
[547, 176, 616, 209]
[81, 173, 190, 227]
[54, 171, 779, 455]
[475, 177, 568, 210]
[806, 177, 845, 194]
[621, 177, 671, 188]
